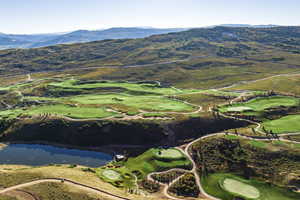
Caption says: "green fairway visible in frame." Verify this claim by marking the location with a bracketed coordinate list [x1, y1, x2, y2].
[49, 79, 199, 96]
[122, 148, 191, 177]
[261, 115, 300, 134]
[219, 96, 299, 113]
[69, 94, 195, 112]
[202, 173, 300, 200]
[25, 104, 117, 119]
[0, 109, 23, 120]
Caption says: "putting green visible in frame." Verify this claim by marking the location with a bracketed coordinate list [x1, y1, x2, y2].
[221, 178, 260, 199]
[156, 149, 183, 159]
[102, 170, 121, 181]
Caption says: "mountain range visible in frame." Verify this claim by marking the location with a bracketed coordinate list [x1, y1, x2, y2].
[1, 25, 299, 77]
[0, 27, 187, 50]
[0, 25, 281, 50]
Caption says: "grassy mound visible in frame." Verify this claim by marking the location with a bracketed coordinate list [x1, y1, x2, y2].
[202, 173, 300, 200]
[261, 115, 300, 134]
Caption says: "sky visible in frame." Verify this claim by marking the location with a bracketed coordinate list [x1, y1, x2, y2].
[1, 0, 299, 34]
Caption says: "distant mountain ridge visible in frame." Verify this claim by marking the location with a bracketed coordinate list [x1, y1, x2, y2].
[0, 27, 188, 49]
[0, 24, 283, 50]
[1, 25, 299, 77]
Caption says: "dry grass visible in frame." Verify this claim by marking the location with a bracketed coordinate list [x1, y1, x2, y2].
[0, 165, 160, 200]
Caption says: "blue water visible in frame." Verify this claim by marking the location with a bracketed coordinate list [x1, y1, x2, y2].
[0, 144, 112, 168]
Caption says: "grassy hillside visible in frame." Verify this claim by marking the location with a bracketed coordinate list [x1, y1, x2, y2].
[1, 26, 300, 78]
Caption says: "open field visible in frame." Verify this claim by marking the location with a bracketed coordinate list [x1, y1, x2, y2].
[228, 74, 300, 96]
[201, 173, 300, 200]
[219, 96, 300, 113]
[261, 115, 300, 134]
[0, 164, 149, 200]
[174, 93, 231, 111]
[23, 182, 107, 200]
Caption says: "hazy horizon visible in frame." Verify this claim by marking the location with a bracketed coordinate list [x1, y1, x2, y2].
[1, 0, 299, 34]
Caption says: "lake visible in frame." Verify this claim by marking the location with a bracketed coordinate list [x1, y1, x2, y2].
[0, 143, 113, 168]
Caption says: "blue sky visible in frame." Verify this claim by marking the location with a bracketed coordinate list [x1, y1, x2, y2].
[1, 0, 299, 34]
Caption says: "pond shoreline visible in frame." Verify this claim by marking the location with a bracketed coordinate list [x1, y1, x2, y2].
[1, 140, 152, 155]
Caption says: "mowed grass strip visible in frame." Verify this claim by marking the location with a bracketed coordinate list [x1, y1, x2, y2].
[261, 115, 300, 134]
[49, 79, 199, 96]
[69, 94, 196, 112]
[25, 104, 116, 119]
[219, 96, 299, 113]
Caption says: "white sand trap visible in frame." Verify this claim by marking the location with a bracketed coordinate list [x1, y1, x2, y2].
[227, 106, 252, 112]
[222, 178, 260, 199]
[102, 170, 121, 180]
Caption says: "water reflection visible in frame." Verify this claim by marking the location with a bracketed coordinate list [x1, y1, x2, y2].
[0, 144, 112, 168]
